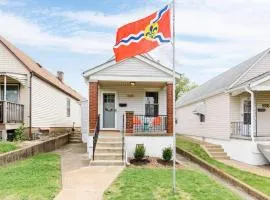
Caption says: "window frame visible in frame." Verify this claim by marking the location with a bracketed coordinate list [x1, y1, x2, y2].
[199, 114, 205, 123]
[0, 84, 20, 103]
[145, 91, 159, 117]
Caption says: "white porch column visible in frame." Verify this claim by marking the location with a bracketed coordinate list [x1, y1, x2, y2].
[3, 75, 7, 124]
[246, 87, 256, 141]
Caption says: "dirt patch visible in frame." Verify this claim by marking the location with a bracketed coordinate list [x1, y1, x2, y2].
[129, 157, 183, 168]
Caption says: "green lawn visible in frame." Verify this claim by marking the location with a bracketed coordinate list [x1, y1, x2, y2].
[176, 136, 270, 196]
[0, 142, 17, 153]
[104, 168, 241, 200]
[0, 153, 61, 200]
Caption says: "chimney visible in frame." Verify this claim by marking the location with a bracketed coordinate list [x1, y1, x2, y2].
[57, 71, 64, 82]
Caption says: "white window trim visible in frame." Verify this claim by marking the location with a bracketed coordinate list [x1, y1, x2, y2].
[0, 83, 20, 103]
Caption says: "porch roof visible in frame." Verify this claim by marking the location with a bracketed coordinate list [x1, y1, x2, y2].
[0, 73, 27, 86]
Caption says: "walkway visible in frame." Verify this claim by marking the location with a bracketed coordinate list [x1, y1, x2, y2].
[220, 159, 270, 178]
[54, 143, 124, 200]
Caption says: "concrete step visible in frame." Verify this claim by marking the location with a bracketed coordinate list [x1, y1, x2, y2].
[205, 144, 222, 148]
[207, 148, 224, 153]
[69, 138, 82, 143]
[94, 153, 122, 160]
[90, 160, 124, 166]
[96, 142, 122, 148]
[98, 137, 122, 143]
[214, 156, 230, 160]
[211, 152, 228, 157]
[95, 148, 122, 154]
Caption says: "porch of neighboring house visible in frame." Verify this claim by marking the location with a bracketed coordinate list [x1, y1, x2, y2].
[230, 91, 270, 140]
[0, 74, 26, 140]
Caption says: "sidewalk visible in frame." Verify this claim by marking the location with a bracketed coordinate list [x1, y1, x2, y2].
[54, 143, 124, 200]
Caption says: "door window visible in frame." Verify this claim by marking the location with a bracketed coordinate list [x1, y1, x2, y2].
[243, 100, 251, 125]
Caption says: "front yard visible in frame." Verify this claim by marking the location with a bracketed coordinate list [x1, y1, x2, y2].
[176, 136, 270, 196]
[0, 142, 17, 153]
[104, 168, 241, 200]
[0, 153, 61, 200]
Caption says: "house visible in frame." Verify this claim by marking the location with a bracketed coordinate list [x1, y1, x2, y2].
[82, 54, 180, 165]
[0, 36, 82, 140]
[176, 49, 270, 165]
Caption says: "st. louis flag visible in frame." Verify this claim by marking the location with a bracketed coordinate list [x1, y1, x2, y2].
[113, 5, 171, 62]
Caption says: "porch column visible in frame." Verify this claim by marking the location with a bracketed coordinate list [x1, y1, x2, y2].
[3, 75, 7, 124]
[167, 82, 173, 135]
[246, 87, 256, 141]
[89, 81, 98, 134]
[125, 111, 134, 134]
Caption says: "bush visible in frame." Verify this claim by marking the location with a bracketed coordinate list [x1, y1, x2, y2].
[14, 124, 25, 141]
[162, 147, 172, 161]
[134, 145, 145, 160]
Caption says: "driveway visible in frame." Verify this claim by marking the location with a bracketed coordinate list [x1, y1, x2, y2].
[54, 143, 124, 200]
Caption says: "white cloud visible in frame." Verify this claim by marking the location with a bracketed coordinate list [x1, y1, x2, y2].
[0, 11, 114, 54]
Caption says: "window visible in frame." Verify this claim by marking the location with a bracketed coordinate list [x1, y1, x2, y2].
[200, 114, 205, 123]
[0, 85, 19, 103]
[243, 100, 251, 125]
[145, 92, 159, 116]
[67, 98, 71, 117]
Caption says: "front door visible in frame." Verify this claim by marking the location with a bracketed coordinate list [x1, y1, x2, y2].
[103, 93, 116, 128]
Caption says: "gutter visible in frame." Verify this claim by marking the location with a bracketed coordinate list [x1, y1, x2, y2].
[29, 72, 33, 140]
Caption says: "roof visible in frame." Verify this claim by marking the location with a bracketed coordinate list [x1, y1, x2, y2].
[83, 53, 181, 79]
[0, 35, 82, 101]
[176, 48, 270, 108]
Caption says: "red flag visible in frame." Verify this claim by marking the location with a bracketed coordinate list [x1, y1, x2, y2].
[113, 5, 171, 62]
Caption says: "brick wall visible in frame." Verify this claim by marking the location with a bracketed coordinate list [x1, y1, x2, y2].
[126, 111, 134, 134]
[89, 82, 98, 133]
[167, 83, 173, 135]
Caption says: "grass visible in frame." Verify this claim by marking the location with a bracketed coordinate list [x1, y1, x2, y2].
[176, 136, 270, 196]
[104, 168, 241, 200]
[0, 142, 18, 153]
[0, 153, 61, 200]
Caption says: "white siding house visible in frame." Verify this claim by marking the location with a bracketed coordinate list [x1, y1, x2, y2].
[83, 55, 180, 164]
[0, 36, 82, 140]
[176, 49, 270, 165]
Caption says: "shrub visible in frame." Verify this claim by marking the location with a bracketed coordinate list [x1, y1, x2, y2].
[162, 147, 172, 161]
[134, 145, 145, 160]
[14, 124, 25, 141]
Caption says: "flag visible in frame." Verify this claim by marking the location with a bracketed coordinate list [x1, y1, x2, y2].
[113, 5, 171, 62]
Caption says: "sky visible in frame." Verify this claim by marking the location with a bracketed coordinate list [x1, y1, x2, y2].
[1, 0, 270, 97]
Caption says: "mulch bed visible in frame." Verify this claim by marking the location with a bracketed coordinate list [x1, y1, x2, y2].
[129, 157, 183, 168]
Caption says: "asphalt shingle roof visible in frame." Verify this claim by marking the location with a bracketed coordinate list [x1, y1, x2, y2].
[176, 49, 269, 107]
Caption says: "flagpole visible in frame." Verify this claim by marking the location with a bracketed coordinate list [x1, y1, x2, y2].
[172, 0, 176, 193]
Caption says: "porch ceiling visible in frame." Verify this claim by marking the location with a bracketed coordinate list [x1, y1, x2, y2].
[0, 74, 27, 86]
[99, 81, 166, 88]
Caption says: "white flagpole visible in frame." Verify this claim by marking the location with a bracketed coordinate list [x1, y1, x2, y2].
[172, 0, 176, 192]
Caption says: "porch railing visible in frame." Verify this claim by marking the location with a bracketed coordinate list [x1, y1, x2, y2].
[231, 122, 251, 138]
[133, 115, 167, 134]
[0, 101, 24, 124]
[92, 114, 100, 161]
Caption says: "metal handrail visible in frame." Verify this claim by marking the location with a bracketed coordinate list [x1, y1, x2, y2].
[92, 114, 100, 160]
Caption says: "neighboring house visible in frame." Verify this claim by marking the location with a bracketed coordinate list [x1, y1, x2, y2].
[83, 54, 180, 162]
[0, 36, 82, 140]
[176, 49, 270, 165]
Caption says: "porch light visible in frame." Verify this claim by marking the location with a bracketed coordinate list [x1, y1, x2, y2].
[130, 82, 136, 86]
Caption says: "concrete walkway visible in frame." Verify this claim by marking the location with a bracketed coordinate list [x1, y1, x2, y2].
[54, 143, 124, 200]
[220, 159, 270, 178]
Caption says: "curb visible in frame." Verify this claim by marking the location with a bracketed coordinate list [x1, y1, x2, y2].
[176, 147, 270, 200]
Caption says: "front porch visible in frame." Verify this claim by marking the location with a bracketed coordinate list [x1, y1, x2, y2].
[0, 74, 26, 140]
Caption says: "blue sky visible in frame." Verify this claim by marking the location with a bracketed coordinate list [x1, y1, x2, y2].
[1, 0, 270, 97]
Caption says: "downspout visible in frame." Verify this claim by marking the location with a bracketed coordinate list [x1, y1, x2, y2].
[245, 86, 255, 142]
[29, 72, 33, 140]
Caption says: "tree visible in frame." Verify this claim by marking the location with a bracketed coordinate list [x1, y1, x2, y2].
[175, 75, 198, 101]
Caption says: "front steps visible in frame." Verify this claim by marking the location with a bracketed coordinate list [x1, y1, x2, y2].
[69, 131, 82, 143]
[204, 144, 230, 160]
[90, 131, 124, 166]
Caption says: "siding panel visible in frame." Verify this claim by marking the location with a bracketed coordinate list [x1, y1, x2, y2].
[32, 76, 81, 128]
[176, 93, 231, 139]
